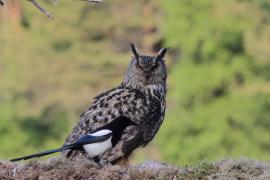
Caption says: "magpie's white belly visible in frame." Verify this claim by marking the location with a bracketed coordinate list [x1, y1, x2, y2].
[83, 137, 112, 158]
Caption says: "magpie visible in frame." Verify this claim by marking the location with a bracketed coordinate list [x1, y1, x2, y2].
[10, 116, 137, 162]
[10, 130, 112, 162]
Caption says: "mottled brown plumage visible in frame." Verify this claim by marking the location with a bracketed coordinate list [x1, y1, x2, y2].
[63, 44, 167, 165]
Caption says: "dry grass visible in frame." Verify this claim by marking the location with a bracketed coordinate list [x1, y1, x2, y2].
[1, 156, 270, 179]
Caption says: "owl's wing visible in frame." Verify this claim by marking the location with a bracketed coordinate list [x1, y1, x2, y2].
[100, 96, 164, 164]
[63, 86, 149, 148]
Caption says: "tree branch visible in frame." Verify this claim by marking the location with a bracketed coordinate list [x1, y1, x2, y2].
[0, 0, 5, 6]
[85, 0, 103, 3]
[26, 0, 53, 18]
[0, 0, 102, 17]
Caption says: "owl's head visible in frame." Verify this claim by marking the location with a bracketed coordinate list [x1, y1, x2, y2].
[123, 43, 167, 90]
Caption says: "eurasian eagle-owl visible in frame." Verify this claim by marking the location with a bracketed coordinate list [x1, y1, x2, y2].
[63, 43, 167, 165]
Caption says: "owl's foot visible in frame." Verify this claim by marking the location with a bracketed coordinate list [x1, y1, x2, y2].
[113, 157, 130, 167]
[92, 156, 103, 169]
[95, 157, 112, 169]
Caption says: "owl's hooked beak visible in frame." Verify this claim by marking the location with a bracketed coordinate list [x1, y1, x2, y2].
[145, 73, 151, 81]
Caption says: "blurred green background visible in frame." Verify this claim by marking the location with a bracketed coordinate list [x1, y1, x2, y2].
[0, 0, 270, 165]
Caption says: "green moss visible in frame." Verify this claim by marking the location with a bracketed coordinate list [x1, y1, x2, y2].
[191, 161, 219, 179]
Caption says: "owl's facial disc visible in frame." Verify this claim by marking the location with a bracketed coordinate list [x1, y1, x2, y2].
[138, 48, 167, 76]
[137, 56, 155, 71]
[130, 43, 167, 67]
[125, 43, 167, 88]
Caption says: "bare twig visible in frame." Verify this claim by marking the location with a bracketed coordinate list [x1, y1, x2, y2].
[1, 0, 102, 17]
[26, 0, 53, 18]
[83, 0, 103, 4]
[0, 0, 5, 6]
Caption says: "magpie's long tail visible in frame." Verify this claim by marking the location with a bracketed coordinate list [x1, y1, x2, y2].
[10, 144, 74, 162]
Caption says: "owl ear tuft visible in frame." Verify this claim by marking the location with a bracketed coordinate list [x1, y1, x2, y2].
[156, 48, 167, 61]
[130, 43, 140, 60]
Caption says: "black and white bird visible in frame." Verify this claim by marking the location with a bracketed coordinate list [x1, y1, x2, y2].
[63, 43, 167, 166]
[10, 130, 112, 162]
[10, 116, 135, 162]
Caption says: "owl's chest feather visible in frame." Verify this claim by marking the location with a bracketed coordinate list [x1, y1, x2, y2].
[142, 85, 166, 124]
[80, 85, 166, 131]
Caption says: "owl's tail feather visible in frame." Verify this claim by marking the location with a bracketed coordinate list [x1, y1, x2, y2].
[10, 144, 74, 162]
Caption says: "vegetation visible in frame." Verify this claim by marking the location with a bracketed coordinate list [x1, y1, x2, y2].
[1, 157, 270, 179]
[158, 0, 270, 165]
[0, 0, 270, 166]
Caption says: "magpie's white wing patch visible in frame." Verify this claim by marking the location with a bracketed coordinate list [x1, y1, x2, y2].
[83, 137, 112, 158]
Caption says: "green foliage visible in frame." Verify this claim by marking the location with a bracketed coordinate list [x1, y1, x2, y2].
[191, 161, 218, 179]
[0, 0, 162, 159]
[19, 104, 69, 146]
[157, 0, 270, 165]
